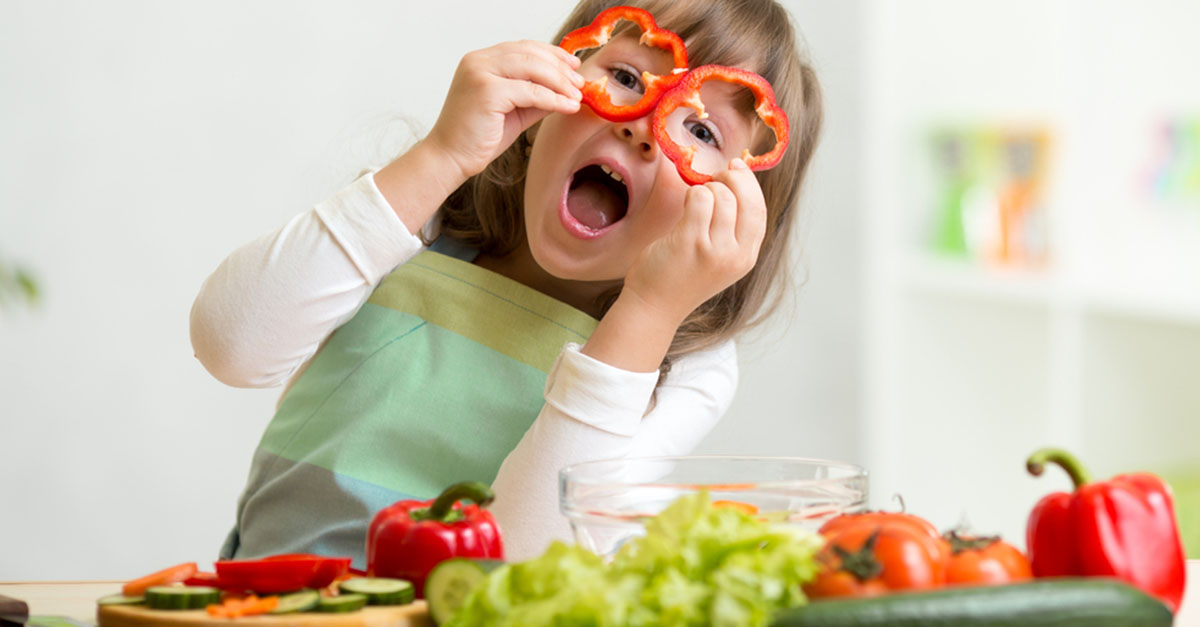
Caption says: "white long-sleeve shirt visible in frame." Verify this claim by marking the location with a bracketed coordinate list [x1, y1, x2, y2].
[190, 172, 738, 561]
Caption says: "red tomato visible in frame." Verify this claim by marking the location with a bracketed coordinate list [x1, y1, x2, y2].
[944, 532, 1032, 585]
[820, 511, 952, 564]
[804, 513, 949, 599]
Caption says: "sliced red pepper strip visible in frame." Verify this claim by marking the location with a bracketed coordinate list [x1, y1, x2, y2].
[652, 65, 791, 186]
[559, 5, 688, 122]
[214, 555, 351, 594]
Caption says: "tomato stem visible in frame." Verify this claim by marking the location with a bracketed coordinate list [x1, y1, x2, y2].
[833, 530, 885, 582]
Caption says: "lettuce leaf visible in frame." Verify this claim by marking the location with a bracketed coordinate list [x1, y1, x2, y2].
[447, 491, 823, 626]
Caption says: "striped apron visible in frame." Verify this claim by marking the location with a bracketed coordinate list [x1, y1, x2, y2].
[220, 241, 598, 568]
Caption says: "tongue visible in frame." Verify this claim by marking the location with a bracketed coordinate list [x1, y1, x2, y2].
[567, 179, 623, 230]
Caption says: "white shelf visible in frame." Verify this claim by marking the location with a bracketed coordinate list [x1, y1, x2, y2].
[901, 255, 1057, 307]
[901, 254, 1200, 326]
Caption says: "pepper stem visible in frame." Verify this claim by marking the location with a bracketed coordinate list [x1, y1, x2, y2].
[1026, 448, 1092, 489]
[427, 481, 495, 521]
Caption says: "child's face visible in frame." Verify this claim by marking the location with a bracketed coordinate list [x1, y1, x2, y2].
[523, 34, 759, 283]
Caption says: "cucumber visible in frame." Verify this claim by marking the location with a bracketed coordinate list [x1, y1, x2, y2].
[772, 578, 1173, 627]
[269, 589, 320, 614]
[96, 594, 145, 606]
[143, 586, 221, 610]
[315, 593, 368, 613]
[425, 559, 505, 625]
[338, 577, 415, 605]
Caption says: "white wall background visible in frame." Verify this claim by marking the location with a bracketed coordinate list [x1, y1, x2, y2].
[0, 1, 863, 580]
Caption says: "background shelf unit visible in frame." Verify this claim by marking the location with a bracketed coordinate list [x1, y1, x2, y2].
[861, 0, 1200, 549]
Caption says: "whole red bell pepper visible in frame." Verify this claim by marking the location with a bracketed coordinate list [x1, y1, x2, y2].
[1026, 448, 1187, 613]
[366, 481, 504, 598]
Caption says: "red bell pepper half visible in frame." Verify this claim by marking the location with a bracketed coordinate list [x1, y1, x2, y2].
[1026, 447, 1187, 613]
[652, 64, 790, 185]
[366, 481, 504, 598]
[213, 554, 351, 594]
[559, 5, 688, 122]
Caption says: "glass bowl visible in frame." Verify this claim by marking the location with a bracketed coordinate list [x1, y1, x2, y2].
[559, 455, 868, 558]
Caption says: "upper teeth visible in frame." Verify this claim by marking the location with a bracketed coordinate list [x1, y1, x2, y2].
[599, 164, 624, 183]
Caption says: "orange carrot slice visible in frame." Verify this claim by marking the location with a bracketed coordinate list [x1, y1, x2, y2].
[122, 562, 198, 597]
[206, 594, 278, 618]
[713, 500, 760, 515]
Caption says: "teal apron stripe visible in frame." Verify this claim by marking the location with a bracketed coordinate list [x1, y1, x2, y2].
[223, 449, 416, 570]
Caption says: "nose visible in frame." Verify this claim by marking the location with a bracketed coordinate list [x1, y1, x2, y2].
[613, 117, 658, 160]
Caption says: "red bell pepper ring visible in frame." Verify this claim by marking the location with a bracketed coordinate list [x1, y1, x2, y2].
[1026, 448, 1187, 613]
[559, 5, 689, 122]
[366, 481, 504, 599]
[652, 64, 790, 186]
[213, 554, 351, 594]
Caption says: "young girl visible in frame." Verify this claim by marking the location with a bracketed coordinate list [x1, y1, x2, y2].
[190, 0, 823, 565]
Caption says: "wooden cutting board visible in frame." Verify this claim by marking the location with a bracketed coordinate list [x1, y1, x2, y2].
[97, 601, 433, 626]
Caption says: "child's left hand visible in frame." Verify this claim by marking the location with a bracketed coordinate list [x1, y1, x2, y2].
[622, 158, 767, 326]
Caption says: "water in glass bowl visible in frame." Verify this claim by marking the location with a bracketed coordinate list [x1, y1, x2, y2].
[559, 456, 868, 558]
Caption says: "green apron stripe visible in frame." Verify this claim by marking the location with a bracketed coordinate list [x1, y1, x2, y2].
[257, 316, 428, 466]
[259, 311, 549, 497]
[409, 256, 594, 337]
[368, 251, 598, 372]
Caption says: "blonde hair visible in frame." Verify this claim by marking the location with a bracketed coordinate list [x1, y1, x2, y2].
[432, 0, 824, 381]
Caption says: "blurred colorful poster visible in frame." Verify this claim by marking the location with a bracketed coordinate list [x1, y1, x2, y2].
[926, 125, 1054, 269]
[1145, 116, 1200, 206]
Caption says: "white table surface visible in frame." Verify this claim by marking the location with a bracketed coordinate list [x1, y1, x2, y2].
[3, 560, 1199, 625]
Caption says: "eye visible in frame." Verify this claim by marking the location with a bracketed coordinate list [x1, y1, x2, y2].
[609, 64, 644, 94]
[685, 120, 723, 149]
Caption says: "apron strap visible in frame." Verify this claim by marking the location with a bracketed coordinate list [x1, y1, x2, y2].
[428, 236, 479, 263]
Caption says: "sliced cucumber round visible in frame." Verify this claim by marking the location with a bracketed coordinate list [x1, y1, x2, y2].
[144, 586, 221, 610]
[338, 577, 415, 605]
[425, 559, 504, 624]
[96, 594, 145, 606]
[269, 589, 320, 614]
[316, 593, 368, 613]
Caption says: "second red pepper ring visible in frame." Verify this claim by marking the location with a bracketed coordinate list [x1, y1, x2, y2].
[652, 65, 791, 186]
[559, 6, 689, 122]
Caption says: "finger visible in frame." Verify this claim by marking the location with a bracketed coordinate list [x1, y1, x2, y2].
[490, 41, 585, 89]
[682, 184, 716, 242]
[494, 52, 584, 101]
[499, 78, 581, 116]
[705, 181, 738, 246]
[491, 39, 581, 68]
[714, 158, 767, 246]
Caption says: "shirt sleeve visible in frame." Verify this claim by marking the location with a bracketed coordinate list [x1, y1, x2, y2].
[189, 172, 424, 388]
[489, 339, 739, 561]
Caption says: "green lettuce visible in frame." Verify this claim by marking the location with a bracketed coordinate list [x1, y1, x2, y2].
[447, 491, 823, 626]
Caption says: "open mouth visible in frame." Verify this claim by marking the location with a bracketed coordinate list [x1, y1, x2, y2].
[564, 164, 630, 233]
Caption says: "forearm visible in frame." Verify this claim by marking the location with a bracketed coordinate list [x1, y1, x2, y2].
[489, 341, 737, 561]
[372, 139, 470, 235]
[579, 289, 686, 373]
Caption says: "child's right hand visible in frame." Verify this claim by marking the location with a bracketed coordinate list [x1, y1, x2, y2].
[426, 41, 584, 181]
